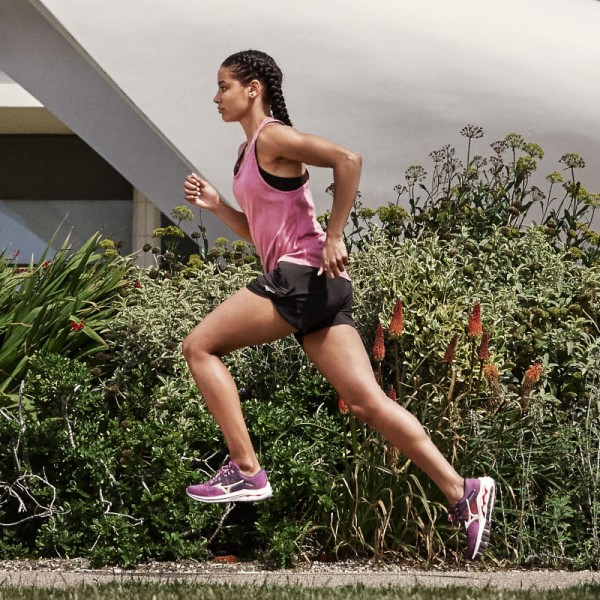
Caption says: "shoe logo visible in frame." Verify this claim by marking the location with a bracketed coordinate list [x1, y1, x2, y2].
[214, 480, 247, 494]
[264, 285, 276, 294]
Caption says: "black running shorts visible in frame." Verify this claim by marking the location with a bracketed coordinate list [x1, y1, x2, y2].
[246, 260, 356, 341]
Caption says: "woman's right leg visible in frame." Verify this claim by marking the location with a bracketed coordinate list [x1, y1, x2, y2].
[182, 287, 297, 476]
[301, 324, 465, 504]
[301, 324, 496, 559]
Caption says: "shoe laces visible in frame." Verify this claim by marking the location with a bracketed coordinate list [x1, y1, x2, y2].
[208, 463, 234, 485]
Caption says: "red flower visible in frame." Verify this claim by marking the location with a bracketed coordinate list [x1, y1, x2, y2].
[467, 302, 483, 338]
[372, 322, 385, 362]
[70, 320, 84, 332]
[443, 333, 459, 364]
[388, 387, 397, 401]
[521, 362, 543, 408]
[483, 363, 501, 398]
[483, 363, 499, 381]
[477, 330, 490, 361]
[338, 397, 349, 414]
[133, 280, 142, 289]
[389, 300, 404, 340]
[41, 260, 51, 268]
[523, 362, 543, 387]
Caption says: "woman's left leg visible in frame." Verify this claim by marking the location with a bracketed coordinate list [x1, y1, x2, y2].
[301, 324, 464, 505]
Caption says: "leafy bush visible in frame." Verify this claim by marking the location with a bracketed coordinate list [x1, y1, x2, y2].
[0, 352, 219, 565]
[0, 128, 598, 569]
[341, 128, 600, 267]
[145, 205, 259, 277]
[0, 233, 131, 400]
[323, 226, 599, 567]
[0, 350, 343, 567]
[2, 225, 597, 567]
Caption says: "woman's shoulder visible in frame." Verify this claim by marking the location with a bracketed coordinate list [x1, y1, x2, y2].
[258, 121, 304, 148]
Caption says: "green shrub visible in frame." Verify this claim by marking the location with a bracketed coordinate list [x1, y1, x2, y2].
[2, 225, 597, 567]
[0, 350, 342, 567]
[1, 129, 598, 568]
[0, 233, 131, 400]
[99, 261, 308, 402]
[0, 352, 219, 565]
[323, 227, 599, 567]
[143, 205, 259, 277]
[341, 128, 600, 267]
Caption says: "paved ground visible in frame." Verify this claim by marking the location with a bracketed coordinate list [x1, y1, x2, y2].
[0, 560, 598, 590]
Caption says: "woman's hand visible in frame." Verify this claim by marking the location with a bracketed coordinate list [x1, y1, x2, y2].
[318, 233, 348, 278]
[183, 173, 220, 212]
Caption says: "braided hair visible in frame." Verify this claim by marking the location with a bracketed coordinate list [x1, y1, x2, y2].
[222, 50, 293, 127]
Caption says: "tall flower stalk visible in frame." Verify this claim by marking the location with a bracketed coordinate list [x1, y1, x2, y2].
[372, 322, 385, 387]
[443, 333, 459, 365]
[388, 300, 404, 398]
[443, 333, 459, 403]
[521, 361, 543, 410]
[477, 330, 490, 379]
[467, 302, 483, 338]
[483, 363, 502, 412]
[467, 302, 483, 391]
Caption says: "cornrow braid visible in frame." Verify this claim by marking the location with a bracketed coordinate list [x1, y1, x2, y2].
[222, 50, 293, 127]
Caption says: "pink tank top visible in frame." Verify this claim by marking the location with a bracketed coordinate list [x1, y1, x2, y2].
[233, 117, 349, 279]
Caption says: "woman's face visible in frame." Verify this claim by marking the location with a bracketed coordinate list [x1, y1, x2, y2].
[213, 66, 251, 122]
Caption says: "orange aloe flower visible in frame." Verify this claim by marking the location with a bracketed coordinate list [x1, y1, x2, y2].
[483, 363, 502, 407]
[477, 330, 490, 361]
[483, 362, 499, 381]
[521, 361, 543, 408]
[389, 300, 404, 340]
[443, 333, 459, 364]
[372, 322, 385, 362]
[523, 362, 543, 387]
[483, 362, 500, 391]
[467, 302, 483, 338]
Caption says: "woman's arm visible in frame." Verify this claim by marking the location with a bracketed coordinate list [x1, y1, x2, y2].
[184, 173, 253, 242]
[258, 126, 362, 278]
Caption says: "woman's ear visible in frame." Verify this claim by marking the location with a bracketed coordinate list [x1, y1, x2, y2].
[248, 79, 262, 98]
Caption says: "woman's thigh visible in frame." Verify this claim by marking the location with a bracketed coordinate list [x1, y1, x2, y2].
[185, 287, 297, 356]
[301, 324, 381, 402]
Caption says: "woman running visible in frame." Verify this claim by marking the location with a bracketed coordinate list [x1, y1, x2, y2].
[182, 49, 495, 560]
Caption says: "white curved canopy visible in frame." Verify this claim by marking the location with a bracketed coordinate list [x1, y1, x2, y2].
[1, 0, 599, 239]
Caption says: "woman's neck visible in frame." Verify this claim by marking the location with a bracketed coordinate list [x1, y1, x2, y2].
[240, 105, 272, 142]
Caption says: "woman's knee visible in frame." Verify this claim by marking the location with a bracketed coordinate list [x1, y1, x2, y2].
[344, 388, 387, 425]
[181, 333, 197, 362]
[182, 329, 215, 362]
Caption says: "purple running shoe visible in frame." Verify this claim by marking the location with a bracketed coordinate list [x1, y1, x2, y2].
[186, 460, 273, 503]
[448, 476, 496, 560]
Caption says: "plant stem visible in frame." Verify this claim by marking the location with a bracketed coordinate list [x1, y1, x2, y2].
[467, 343, 476, 392]
[393, 340, 401, 399]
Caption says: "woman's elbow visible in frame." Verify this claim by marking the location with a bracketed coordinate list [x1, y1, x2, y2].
[343, 151, 362, 173]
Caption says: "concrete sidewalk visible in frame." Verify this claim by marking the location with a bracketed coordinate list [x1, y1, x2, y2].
[1, 567, 598, 590]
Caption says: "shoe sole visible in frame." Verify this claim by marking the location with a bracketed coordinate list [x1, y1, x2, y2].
[471, 476, 496, 559]
[186, 483, 273, 504]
